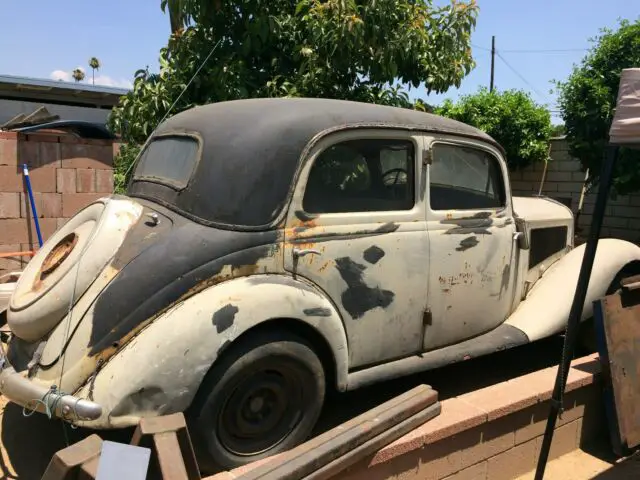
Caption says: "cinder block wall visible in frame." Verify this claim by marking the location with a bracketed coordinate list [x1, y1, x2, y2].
[0, 131, 115, 276]
[510, 138, 640, 243]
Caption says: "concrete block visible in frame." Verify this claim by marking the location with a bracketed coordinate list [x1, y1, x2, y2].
[0, 192, 20, 219]
[443, 461, 487, 480]
[486, 439, 537, 480]
[0, 166, 23, 192]
[76, 169, 96, 193]
[0, 136, 18, 166]
[56, 168, 77, 194]
[95, 169, 114, 193]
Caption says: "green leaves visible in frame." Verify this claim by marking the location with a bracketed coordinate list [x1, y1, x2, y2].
[556, 18, 640, 195]
[108, 0, 478, 187]
[436, 88, 553, 170]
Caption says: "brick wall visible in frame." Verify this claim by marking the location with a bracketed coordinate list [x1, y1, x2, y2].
[510, 138, 640, 243]
[0, 131, 115, 275]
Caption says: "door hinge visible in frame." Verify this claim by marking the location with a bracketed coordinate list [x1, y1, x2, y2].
[423, 308, 432, 326]
[422, 149, 432, 165]
[420, 308, 432, 349]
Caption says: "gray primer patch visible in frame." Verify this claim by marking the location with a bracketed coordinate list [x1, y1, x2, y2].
[441, 212, 493, 236]
[363, 246, 385, 264]
[456, 236, 479, 252]
[303, 307, 332, 317]
[335, 257, 394, 319]
[212, 304, 239, 333]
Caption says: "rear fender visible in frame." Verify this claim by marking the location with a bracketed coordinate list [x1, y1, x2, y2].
[506, 238, 640, 341]
[73, 274, 348, 428]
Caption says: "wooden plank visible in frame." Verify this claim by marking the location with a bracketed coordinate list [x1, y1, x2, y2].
[41, 434, 103, 480]
[154, 433, 190, 480]
[238, 384, 439, 480]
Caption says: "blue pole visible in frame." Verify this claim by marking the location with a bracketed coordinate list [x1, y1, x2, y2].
[22, 163, 43, 248]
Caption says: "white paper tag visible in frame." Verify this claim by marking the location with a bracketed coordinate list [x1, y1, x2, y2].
[96, 441, 151, 480]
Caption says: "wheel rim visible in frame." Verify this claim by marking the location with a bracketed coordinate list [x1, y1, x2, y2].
[216, 361, 305, 456]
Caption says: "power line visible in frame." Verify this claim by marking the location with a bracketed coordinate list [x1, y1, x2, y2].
[495, 51, 554, 105]
[500, 48, 588, 53]
[472, 44, 588, 54]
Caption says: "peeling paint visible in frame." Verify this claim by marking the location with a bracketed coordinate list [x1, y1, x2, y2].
[212, 304, 239, 333]
[455, 236, 479, 252]
[335, 257, 395, 319]
[363, 246, 385, 264]
[303, 307, 332, 317]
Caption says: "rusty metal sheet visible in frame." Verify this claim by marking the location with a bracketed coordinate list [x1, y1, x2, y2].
[594, 275, 640, 456]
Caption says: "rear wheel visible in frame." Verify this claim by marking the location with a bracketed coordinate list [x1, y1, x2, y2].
[189, 330, 325, 471]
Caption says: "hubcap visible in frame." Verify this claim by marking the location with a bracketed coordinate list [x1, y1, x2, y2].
[217, 367, 304, 456]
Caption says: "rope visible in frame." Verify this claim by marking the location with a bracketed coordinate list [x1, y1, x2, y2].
[22, 385, 66, 419]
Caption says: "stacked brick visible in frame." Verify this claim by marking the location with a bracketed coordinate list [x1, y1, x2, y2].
[510, 138, 640, 243]
[0, 131, 115, 275]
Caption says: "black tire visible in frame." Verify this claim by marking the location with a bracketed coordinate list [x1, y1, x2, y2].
[189, 329, 325, 471]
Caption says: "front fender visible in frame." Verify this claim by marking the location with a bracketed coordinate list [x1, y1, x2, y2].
[74, 274, 348, 428]
[506, 238, 640, 341]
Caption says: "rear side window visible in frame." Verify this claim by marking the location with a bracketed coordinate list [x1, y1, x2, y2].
[133, 136, 200, 189]
[429, 143, 506, 210]
[303, 139, 415, 214]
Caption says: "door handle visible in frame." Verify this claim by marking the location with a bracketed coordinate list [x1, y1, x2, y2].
[293, 248, 322, 259]
[513, 232, 523, 242]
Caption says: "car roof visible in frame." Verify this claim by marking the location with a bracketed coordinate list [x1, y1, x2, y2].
[136, 98, 503, 229]
[155, 97, 499, 149]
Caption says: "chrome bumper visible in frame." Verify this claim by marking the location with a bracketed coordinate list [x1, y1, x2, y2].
[0, 345, 102, 421]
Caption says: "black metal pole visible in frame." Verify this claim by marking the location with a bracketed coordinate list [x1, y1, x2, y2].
[490, 36, 495, 92]
[533, 145, 619, 479]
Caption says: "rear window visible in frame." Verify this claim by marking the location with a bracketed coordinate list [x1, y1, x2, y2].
[133, 136, 200, 189]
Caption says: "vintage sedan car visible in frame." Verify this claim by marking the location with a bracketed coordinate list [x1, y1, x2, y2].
[2, 98, 640, 469]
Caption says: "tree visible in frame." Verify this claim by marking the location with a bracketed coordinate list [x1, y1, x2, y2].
[551, 124, 566, 137]
[72, 68, 85, 83]
[109, 0, 477, 146]
[89, 57, 101, 85]
[555, 18, 640, 195]
[435, 88, 552, 170]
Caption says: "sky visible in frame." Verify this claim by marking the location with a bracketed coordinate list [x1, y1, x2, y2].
[1, 0, 638, 123]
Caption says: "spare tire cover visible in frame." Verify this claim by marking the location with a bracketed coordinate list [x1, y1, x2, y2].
[8, 197, 142, 342]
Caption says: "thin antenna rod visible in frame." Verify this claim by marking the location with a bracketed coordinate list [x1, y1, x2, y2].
[123, 38, 223, 179]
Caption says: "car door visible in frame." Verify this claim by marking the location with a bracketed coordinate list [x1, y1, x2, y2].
[423, 136, 518, 352]
[283, 129, 430, 368]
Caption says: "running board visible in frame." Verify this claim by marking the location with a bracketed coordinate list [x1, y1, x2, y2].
[346, 324, 529, 391]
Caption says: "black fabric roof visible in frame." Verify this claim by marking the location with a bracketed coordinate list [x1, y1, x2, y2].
[129, 98, 501, 229]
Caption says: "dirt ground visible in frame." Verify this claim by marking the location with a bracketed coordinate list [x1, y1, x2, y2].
[517, 443, 640, 480]
[0, 336, 567, 479]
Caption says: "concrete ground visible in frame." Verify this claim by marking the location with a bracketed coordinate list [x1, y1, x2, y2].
[516, 443, 640, 480]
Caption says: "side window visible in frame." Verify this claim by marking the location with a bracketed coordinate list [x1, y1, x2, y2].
[429, 143, 506, 211]
[303, 139, 415, 214]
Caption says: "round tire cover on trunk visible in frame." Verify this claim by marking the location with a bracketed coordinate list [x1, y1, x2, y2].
[8, 197, 141, 342]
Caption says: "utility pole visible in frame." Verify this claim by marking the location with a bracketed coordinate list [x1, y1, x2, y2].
[490, 35, 495, 92]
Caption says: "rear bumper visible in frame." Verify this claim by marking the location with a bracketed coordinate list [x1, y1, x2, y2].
[0, 343, 102, 421]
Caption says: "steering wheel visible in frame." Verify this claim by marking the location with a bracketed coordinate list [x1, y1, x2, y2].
[382, 168, 408, 185]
